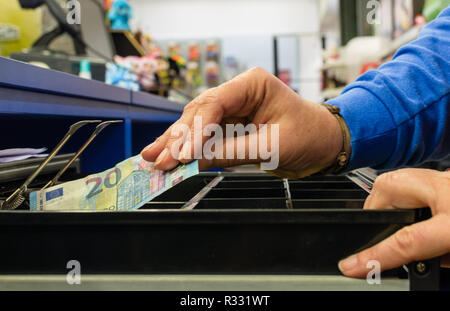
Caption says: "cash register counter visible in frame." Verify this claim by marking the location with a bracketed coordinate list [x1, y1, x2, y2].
[0, 56, 183, 173]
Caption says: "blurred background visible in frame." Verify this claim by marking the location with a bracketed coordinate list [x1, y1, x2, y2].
[0, 0, 448, 104]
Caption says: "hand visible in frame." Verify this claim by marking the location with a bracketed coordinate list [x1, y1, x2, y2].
[338, 168, 450, 278]
[141, 67, 343, 177]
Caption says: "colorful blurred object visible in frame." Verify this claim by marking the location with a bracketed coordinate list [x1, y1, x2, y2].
[186, 43, 202, 87]
[109, 53, 185, 93]
[139, 56, 158, 90]
[0, 0, 42, 57]
[360, 61, 381, 75]
[277, 69, 291, 86]
[205, 42, 220, 86]
[106, 56, 140, 91]
[423, 0, 450, 21]
[107, 0, 132, 31]
[167, 42, 186, 89]
[168, 43, 186, 67]
[104, 0, 114, 11]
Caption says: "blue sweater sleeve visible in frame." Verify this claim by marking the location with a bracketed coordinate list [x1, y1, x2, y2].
[327, 6, 450, 171]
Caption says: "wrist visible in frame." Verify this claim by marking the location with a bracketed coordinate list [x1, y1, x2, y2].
[265, 102, 346, 179]
[318, 104, 352, 174]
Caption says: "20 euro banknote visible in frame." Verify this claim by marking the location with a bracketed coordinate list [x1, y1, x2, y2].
[30, 155, 199, 211]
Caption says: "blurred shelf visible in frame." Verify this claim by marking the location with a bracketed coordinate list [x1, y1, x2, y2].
[321, 60, 346, 71]
[321, 25, 424, 70]
[321, 87, 345, 99]
[385, 25, 424, 59]
[321, 25, 424, 100]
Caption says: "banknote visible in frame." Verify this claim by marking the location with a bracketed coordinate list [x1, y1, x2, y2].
[30, 155, 199, 211]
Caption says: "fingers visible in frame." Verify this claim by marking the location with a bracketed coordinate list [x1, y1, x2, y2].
[196, 126, 276, 170]
[140, 112, 194, 170]
[364, 168, 439, 212]
[339, 168, 450, 278]
[140, 124, 177, 162]
[175, 98, 227, 165]
[150, 122, 278, 171]
[141, 67, 273, 170]
[339, 215, 450, 278]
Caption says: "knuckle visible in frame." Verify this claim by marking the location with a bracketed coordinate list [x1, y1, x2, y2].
[439, 171, 450, 190]
[191, 88, 221, 108]
[373, 171, 396, 191]
[393, 226, 417, 260]
[442, 170, 450, 178]
[355, 249, 370, 268]
[248, 66, 268, 76]
[442, 173, 450, 185]
[169, 123, 187, 140]
[183, 102, 196, 113]
[200, 89, 220, 105]
[247, 67, 271, 83]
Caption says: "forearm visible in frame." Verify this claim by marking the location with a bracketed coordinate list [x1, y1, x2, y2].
[327, 6, 450, 171]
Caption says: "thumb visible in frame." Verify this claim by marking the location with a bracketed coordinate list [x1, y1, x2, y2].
[338, 214, 450, 278]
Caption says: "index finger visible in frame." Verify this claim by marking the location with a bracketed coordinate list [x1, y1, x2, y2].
[364, 168, 439, 213]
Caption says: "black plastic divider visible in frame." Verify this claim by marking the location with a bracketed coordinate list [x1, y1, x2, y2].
[290, 189, 368, 199]
[151, 175, 215, 202]
[291, 199, 365, 209]
[142, 173, 369, 210]
[194, 198, 288, 209]
[141, 202, 184, 209]
[205, 188, 286, 199]
[215, 181, 284, 188]
[288, 181, 361, 190]
[221, 175, 279, 181]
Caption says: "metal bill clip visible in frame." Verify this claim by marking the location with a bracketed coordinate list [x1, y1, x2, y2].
[41, 120, 122, 190]
[0, 120, 101, 210]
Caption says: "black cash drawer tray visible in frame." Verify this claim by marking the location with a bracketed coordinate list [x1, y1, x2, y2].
[0, 173, 419, 276]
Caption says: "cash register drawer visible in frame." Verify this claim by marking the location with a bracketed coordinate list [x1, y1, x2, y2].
[0, 173, 419, 276]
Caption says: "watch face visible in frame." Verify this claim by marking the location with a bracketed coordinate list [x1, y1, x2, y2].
[0, 24, 20, 42]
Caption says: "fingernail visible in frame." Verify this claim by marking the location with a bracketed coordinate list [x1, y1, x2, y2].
[338, 255, 358, 272]
[154, 148, 168, 166]
[141, 142, 155, 154]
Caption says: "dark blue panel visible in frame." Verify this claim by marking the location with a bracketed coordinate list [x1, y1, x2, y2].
[131, 121, 172, 155]
[80, 120, 128, 173]
[0, 86, 129, 118]
[124, 118, 133, 158]
[0, 57, 130, 104]
[126, 108, 180, 122]
[0, 114, 125, 173]
[0, 86, 181, 120]
[131, 90, 185, 113]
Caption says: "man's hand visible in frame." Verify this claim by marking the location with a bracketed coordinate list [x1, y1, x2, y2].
[339, 168, 450, 278]
[141, 67, 343, 177]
